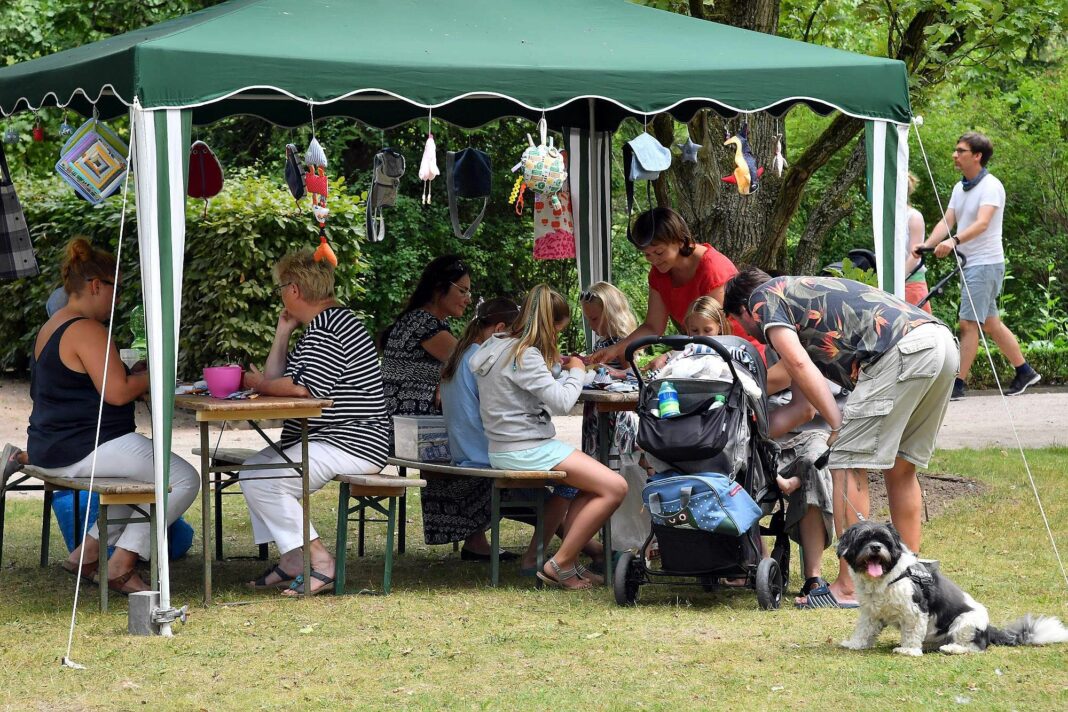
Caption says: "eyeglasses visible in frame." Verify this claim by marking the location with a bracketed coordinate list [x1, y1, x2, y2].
[87, 277, 116, 288]
[272, 282, 293, 296]
[952, 148, 973, 155]
[450, 281, 473, 298]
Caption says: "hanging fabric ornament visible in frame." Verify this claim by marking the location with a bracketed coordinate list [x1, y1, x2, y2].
[32, 115, 44, 143]
[721, 121, 763, 195]
[59, 113, 74, 138]
[187, 140, 224, 217]
[511, 118, 567, 212]
[418, 133, 439, 205]
[54, 117, 128, 204]
[771, 133, 788, 177]
[3, 127, 18, 146]
[283, 143, 305, 205]
[678, 137, 702, 163]
[304, 137, 336, 266]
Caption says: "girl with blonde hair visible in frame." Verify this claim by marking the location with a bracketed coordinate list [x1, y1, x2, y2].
[470, 285, 626, 589]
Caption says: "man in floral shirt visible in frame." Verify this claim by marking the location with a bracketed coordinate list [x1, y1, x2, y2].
[725, 268, 958, 608]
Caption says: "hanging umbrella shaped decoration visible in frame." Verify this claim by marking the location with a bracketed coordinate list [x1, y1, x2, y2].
[304, 137, 336, 266]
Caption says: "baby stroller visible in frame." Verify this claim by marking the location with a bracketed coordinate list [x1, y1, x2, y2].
[615, 335, 788, 610]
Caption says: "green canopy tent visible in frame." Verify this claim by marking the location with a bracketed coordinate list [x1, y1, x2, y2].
[0, 0, 912, 627]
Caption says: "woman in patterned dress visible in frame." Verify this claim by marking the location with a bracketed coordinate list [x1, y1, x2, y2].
[381, 256, 509, 558]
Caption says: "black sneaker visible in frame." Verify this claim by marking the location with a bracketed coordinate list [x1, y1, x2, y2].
[950, 380, 966, 401]
[1006, 369, 1041, 396]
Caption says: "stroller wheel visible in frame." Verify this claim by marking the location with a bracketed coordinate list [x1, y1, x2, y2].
[613, 551, 641, 606]
[770, 540, 790, 591]
[755, 558, 783, 610]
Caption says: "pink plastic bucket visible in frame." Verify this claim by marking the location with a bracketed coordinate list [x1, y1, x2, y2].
[203, 366, 243, 399]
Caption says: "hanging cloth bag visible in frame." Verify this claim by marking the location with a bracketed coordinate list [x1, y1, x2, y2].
[0, 143, 39, 280]
[533, 150, 575, 260]
[366, 148, 406, 243]
[447, 148, 492, 240]
[623, 132, 671, 245]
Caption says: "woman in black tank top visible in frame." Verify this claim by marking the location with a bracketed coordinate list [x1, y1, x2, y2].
[17, 238, 200, 596]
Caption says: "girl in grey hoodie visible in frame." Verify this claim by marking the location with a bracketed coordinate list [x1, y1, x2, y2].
[470, 285, 626, 590]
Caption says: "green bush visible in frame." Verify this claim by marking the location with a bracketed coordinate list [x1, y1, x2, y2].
[966, 345, 1068, 390]
[0, 173, 370, 378]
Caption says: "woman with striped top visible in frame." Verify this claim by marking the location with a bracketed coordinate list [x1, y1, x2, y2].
[241, 250, 390, 596]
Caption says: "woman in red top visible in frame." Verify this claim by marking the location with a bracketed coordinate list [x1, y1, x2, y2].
[592, 209, 758, 356]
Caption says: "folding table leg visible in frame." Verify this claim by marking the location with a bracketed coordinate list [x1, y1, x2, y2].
[214, 474, 224, 561]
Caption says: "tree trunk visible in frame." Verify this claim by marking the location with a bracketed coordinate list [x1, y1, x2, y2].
[791, 140, 868, 275]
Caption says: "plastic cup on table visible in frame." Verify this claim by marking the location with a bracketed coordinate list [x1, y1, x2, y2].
[203, 366, 243, 399]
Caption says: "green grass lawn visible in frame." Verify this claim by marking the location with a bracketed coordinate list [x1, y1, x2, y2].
[1, 448, 1066, 711]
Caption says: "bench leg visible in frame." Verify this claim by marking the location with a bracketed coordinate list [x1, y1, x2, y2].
[149, 504, 158, 592]
[398, 467, 406, 555]
[383, 496, 396, 595]
[335, 484, 349, 596]
[0, 488, 6, 569]
[534, 488, 545, 589]
[99, 504, 109, 613]
[72, 491, 82, 549]
[357, 501, 365, 558]
[490, 487, 501, 588]
[40, 490, 53, 568]
[214, 475, 225, 561]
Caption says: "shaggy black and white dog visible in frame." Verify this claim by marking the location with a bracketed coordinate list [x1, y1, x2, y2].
[837, 521, 1068, 656]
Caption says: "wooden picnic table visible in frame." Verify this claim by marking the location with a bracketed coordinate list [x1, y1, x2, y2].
[174, 394, 332, 603]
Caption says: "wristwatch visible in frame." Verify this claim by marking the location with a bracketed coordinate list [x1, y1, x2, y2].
[951, 235, 961, 246]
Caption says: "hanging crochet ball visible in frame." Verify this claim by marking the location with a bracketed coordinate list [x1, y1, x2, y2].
[3, 127, 18, 145]
[33, 124, 44, 142]
[59, 121, 75, 138]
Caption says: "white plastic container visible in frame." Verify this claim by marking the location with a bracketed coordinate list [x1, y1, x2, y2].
[393, 415, 452, 462]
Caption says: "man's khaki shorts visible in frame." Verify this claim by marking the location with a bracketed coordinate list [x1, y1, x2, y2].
[828, 323, 958, 471]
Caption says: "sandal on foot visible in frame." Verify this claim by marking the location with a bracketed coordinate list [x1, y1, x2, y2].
[797, 576, 827, 599]
[794, 583, 858, 609]
[105, 569, 147, 597]
[248, 564, 297, 590]
[282, 570, 335, 597]
[61, 559, 98, 584]
[536, 559, 592, 590]
[2, 443, 24, 489]
[575, 563, 604, 586]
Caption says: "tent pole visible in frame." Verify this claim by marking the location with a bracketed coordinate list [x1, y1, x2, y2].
[132, 103, 191, 635]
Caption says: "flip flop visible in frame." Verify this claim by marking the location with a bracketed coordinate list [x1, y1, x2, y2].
[795, 583, 859, 609]
[248, 564, 297, 590]
[282, 570, 336, 596]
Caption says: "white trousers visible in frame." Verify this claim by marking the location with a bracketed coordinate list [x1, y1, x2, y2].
[239, 441, 379, 555]
[36, 433, 200, 559]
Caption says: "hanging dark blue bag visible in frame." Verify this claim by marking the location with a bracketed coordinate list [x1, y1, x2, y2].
[642, 472, 761, 536]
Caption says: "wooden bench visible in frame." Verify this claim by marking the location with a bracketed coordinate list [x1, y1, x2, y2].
[20, 466, 162, 612]
[192, 448, 426, 595]
[387, 457, 566, 587]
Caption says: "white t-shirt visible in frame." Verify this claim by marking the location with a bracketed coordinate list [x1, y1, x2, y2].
[947, 174, 1005, 266]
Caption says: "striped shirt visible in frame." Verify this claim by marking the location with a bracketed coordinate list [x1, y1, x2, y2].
[280, 306, 391, 467]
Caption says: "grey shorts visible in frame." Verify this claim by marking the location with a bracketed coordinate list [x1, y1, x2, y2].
[777, 430, 834, 550]
[959, 262, 1005, 323]
[828, 323, 959, 471]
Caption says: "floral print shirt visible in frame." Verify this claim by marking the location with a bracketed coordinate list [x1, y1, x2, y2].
[749, 276, 942, 388]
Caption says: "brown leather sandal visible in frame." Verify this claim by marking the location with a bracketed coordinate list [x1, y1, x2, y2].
[61, 559, 98, 584]
[105, 569, 147, 596]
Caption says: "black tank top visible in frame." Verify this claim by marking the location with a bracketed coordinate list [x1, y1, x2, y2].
[27, 317, 136, 468]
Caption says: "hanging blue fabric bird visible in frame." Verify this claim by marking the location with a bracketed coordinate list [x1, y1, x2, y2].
[722, 121, 763, 195]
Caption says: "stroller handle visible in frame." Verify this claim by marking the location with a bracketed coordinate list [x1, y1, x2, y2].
[910, 246, 968, 309]
[625, 335, 744, 393]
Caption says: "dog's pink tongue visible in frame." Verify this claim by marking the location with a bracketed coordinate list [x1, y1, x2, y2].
[866, 561, 884, 577]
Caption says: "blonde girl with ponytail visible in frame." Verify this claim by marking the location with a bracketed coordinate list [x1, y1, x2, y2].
[470, 285, 626, 590]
